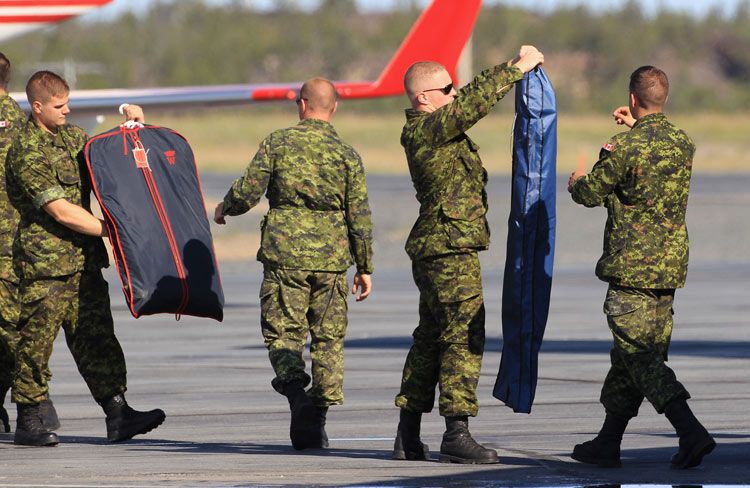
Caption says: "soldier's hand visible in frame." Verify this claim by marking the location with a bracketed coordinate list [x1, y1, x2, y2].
[122, 104, 146, 124]
[214, 202, 226, 224]
[613, 106, 635, 128]
[512, 46, 544, 74]
[352, 273, 371, 302]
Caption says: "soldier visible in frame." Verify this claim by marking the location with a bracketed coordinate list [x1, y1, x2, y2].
[568, 66, 715, 469]
[214, 77, 374, 450]
[0, 53, 58, 434]
[6, 70, 165, 446]
[392, 46, 544, 464]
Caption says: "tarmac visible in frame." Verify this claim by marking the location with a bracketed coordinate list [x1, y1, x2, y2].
[0, 174, 748, 487]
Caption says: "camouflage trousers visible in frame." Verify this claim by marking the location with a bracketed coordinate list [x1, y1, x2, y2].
[260, 266, 348, 406]
[0, 278, 53, 400]
[395, 252, 485, 417]
[599, 284, 690, 418]
[11, 270, 127, 405]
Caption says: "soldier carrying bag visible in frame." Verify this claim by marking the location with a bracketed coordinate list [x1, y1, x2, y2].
[493, 67, 557, 413]
[84, 124, 224, 321]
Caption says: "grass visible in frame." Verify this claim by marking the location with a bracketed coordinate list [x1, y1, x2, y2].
[97, 108, 750, 174]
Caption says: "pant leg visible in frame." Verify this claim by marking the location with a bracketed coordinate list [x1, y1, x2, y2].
[0, 278, 20, 394]
[11, 276, 77, 404]
[307, 271, 348, 406]
[395, 275, 441, 413]
[600, 285, 689, 415]
[260, 266, 312, 394]
[396, 253, 484, 417]
[63, 269, 126, 402]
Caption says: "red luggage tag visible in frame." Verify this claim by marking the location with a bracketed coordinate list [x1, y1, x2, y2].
[132, 140, 150, 170]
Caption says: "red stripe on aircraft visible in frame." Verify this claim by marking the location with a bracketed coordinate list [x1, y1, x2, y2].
[0, 0, 111, 6]
[0, 14, 75, 22]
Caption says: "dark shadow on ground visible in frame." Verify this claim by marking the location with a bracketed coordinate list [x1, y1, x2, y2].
[239, 338, 750, 359]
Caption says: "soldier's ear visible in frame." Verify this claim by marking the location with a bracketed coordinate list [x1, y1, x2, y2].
[31, 100, 43, 114]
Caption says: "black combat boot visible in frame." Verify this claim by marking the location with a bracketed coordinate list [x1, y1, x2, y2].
[0, 385, 9, 433]
[40, 396, 60, 431]
[439, 416, 498, 464]
[101, 394, 165, 443]
[571, 413, 629, 467]
[283, 381, 322, 450]
[392, 409, 430, 460]
[316, 406, 329, 448]
[664, 399, 716, 469]
[13, 403, 58, 446]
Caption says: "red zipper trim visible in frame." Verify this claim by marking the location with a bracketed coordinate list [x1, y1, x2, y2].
[127, 131, 190, 317]
[84, 129, 138, 317]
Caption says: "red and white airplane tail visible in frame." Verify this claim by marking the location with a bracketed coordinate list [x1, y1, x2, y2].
[0, 0, 114, 42]
[9, 0, 483, 114]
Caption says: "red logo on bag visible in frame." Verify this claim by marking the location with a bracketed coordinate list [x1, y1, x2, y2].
[164, 150, 176, 165]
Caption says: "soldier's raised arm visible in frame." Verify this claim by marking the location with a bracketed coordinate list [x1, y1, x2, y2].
[569, 140, 628, 208]
[406, 46, 543, 147]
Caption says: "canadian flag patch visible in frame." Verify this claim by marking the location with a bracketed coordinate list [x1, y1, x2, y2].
[602, 143, 614, 151]
[0, 121, 7, 128]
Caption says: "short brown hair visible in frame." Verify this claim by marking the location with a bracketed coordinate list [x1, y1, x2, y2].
[403, 61, 445, 98]
[0, 52, 10, 89]
[26, 70, 70, 103]
[629, 66, 669, 109]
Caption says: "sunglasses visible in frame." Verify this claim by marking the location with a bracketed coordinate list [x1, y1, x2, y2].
[422, 82, 454, 95]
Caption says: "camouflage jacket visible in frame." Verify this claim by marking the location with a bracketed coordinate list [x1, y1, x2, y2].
[6, 117, 108, 280]
[570, 112, 694, 289]
[0, 95, 26, 283]
[222, 117, 374, 274]
[402, 63, 523, 261]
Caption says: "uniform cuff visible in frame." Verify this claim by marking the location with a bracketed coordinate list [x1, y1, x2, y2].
[33, 186, 67, 208]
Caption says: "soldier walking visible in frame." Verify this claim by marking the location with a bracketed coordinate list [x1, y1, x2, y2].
[392, 46, 543, 464]
[6, 71, 165, 446]
[568, 66, 715, 469]
[0, 54, 58, 434]
[214, 78, 374, 450]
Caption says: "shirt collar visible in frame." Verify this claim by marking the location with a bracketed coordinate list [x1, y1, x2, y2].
[633, 112, 666, 129]
[299, 117, 335, 133]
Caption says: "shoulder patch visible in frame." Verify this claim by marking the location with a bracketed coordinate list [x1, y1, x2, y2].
[602, 143, 614, 152]
[0, 121, 7, 128]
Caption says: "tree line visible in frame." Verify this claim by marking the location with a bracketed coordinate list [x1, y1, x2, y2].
[4, 0, 750, 112]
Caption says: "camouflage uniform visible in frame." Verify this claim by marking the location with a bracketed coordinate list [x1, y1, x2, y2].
[6, 117, 126, 405]
[222, 118, 373, 406]
[0, 95, 31, 400]
[395, 63, 523, 417]
[570, 112, 694, 418]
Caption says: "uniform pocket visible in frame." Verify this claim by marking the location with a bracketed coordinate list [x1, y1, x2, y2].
[440, 205, 488, 249]
[603, 288, 644, 316]
[53, 156, 80, 186]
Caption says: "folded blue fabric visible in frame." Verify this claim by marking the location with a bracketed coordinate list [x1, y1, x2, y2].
[493, 67, 557, 413]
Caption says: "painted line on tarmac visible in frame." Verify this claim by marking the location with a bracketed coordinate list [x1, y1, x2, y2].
[330, 437, 394, 442]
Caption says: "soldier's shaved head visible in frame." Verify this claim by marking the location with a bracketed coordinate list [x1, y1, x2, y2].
[299, 78, 338, 115]
[0, 52, 10, 90]
[404, 61, 446, 102]
[26, 70, 70, 104]
[629, 66, 669, 110]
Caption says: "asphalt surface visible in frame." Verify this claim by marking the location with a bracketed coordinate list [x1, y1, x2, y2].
[1, 174, 748, 487]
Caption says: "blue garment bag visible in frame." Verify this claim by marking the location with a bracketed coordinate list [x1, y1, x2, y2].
[493, 67, 557, 413]
[84, 124, 224, 322]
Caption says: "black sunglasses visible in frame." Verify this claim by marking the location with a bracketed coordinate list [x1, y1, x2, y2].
[422, 82, 454, 95]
